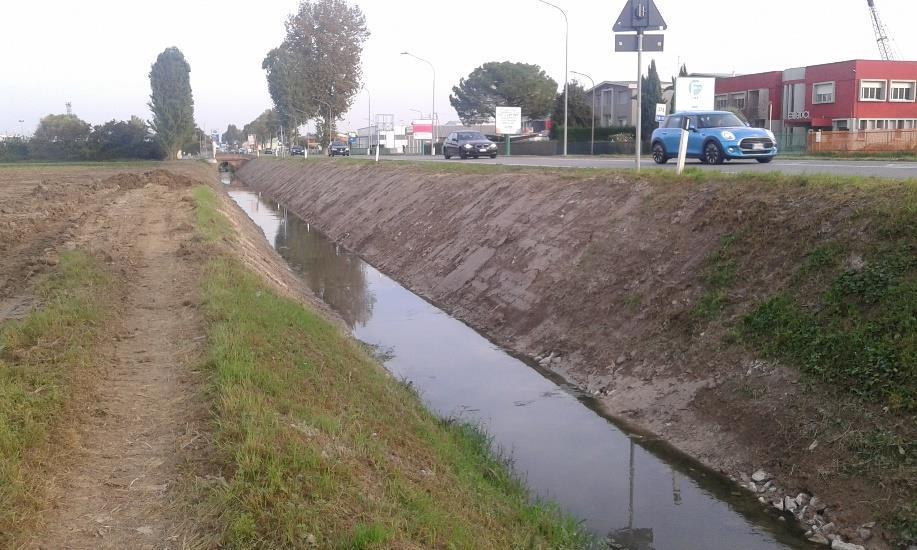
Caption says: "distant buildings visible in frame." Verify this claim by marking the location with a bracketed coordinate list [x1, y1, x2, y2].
[714, 59, 917, 144]
[585, 81, 639, 127]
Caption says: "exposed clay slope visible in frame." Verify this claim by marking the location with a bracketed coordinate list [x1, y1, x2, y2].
[238, 158, 915, 547]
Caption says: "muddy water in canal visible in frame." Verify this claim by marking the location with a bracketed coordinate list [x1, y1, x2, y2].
[228, 187, 814, 550]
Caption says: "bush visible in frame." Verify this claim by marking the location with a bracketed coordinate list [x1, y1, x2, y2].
[549, 125, 635, 142]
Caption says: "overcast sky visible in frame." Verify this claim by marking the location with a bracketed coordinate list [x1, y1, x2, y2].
[2, 0, 915, 136]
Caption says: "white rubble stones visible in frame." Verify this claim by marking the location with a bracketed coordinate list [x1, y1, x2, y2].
[808, 534, 830, 545]
[751, 470, 771, 483]
[784, 496, 798, 513]
[830, 540, 865, 550]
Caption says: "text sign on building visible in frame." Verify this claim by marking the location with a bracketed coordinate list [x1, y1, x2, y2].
[675, 77, 715, 111]
[495, 106, 522, 135]
[412, 120, 433, 140]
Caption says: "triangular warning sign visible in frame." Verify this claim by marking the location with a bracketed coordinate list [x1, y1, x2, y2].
[613, 0, 667, 32]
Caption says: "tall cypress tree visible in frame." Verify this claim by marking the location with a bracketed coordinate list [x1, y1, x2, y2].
[670, 64, 688, 113]
[149, 47, 195, 159]
[640, 60, 663, 144]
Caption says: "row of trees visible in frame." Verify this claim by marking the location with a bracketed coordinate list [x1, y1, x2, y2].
[448, 59, 686, 144]
[0, 114, 165, 162]
[1, 46, 199, 162]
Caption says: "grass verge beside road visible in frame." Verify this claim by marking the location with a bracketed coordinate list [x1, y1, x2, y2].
[192, 185, 595, 549]
[0, 252, 117, 547]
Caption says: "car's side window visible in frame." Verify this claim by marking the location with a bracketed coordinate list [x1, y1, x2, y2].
[666, 116, 682, 129]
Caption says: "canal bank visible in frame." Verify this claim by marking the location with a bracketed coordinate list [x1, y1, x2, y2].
[225, 184, 814, 549]
[235, 158, 916, 548]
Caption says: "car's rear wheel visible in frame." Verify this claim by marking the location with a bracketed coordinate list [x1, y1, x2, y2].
[459, 150, 467, 159]
[652, 142, 668, 164]
[704, 141, 725, 165]
[444, 151, 451, 159]
[490, 154, 497, 159]
[756, 157, 773, 164]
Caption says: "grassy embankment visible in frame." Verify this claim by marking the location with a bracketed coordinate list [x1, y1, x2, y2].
[191, 186, 595, 549]
[684, 179, 916, 545]
[0, 252, 117, 546]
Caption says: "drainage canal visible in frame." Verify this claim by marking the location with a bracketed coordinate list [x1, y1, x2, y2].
[228, 187, 814, 550]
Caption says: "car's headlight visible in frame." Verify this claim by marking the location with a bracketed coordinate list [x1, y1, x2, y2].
[721, 131, 736, 141]
[489, 144, 496, 149]
[464, 144, 472, 149]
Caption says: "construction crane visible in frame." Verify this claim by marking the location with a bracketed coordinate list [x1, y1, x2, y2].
[866, 0, 895, 60]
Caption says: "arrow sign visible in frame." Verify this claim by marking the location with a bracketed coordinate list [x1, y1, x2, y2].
[613, 0, 667, 32]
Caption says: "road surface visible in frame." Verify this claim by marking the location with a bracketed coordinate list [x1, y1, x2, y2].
[384, 154, 917, 179]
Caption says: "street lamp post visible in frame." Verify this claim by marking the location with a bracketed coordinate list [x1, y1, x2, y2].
[536, 0, 568, 156]
[571, 70, 595, 155]
[361, 84, 372, 155]
[401, 51, 436, 156]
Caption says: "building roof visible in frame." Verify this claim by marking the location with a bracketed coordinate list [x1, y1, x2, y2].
[585, 80, 637, 94]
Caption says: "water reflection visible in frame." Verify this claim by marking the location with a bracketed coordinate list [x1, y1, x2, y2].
[228, 188, 813, 550]
[276, 213, 375, 329]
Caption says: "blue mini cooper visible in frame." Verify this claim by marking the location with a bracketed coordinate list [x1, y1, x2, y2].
[651, 111, 778, 165]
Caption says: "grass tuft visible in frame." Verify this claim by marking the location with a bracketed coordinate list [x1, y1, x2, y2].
[0, 251, 116, 546]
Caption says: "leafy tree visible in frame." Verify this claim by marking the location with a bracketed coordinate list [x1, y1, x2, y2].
[33, 114, 91, 142]
[450, 61, 557, 124]
[243, 109, 280, 148]
[640, 60, 663, 144]
[668, 64, 688, 113]
[222, 124, 245, 145]
[149, 47, 196, 159]
[88, 119, 164, 160]
[262, 46, 311, 131]
[551, 79, 593, 128]
[265, 0, 369, 148]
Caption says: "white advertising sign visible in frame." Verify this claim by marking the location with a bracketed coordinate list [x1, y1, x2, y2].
[495, 106, 522, 135]
[675, 77, 715, 111]
[655, 103, 667, 122]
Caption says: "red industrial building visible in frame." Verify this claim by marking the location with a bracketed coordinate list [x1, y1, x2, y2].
[714, 60, 917, 148]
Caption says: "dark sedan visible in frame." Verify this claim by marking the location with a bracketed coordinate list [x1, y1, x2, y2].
[443, 131, 497, 159]
[328, 143, 350, 157]
[290, 146, 305, 156]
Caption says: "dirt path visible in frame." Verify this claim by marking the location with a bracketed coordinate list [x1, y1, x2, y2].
[30, 183, 205, 549]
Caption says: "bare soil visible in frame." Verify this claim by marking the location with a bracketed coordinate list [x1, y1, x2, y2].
[238, 158, 915, 547]
[0, 163, 214, 548]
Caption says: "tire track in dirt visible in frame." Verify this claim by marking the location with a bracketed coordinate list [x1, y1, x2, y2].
[30, 183, 206, 549]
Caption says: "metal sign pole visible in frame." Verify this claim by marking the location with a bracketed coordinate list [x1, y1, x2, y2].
[635, 30, 643, 172]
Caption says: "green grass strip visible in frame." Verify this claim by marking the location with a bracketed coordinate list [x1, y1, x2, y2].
[193, 185, 596, 549]
[0, 251, 116, 546]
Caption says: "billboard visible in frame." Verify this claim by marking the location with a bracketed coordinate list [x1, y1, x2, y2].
[495, 106, 522, 135]
[675, 77, 715, 111]
[412, 120, 432, 140]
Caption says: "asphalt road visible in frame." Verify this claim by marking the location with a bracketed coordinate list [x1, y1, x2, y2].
[386, 154, 917, 179]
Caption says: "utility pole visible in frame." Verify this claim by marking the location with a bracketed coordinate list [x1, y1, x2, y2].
[572, 70, 596, 155]
[537, 0, 568, 156]
[401, 52, 436, 155]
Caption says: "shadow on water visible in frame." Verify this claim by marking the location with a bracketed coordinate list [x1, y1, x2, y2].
[227, 186, 817, 550]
